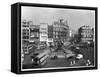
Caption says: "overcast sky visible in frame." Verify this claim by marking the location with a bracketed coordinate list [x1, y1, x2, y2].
[21, 6, 95, 30]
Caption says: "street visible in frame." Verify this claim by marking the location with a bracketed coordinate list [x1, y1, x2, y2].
[22, 43, 94, 69]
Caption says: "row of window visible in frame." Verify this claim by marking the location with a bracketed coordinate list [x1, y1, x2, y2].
[53, 35, 67, 38]
[40, 32, 47, 34]
[53, 27, 67, 31]
[22, 36, 29, 39]
[22, 29, 29, 32]
[81, 34, 93, 38]
[81, 30, 93, 33]
[81, 26, 93, 29]
[53, 32, 67, 35]
[22, 24, 29, 27]
[81, 38, 93, 41]
[22, 32, 29, 36]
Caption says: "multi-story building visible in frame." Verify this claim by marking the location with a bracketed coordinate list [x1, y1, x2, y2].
[21, 20, 30, 53]
[48, 25, 53, 46]
[53, 19, 69, 45]
[29, 24, 39, 44]
[39, 23, 48, 45]
[21, 20, 30, 45]
[69, 29, 76, 38]
[78, 25, 94, 43]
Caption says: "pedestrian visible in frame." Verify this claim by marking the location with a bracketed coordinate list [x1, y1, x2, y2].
[49, 43, 53, 52]
[71, 54, 87, 66]
[67, 55, 76, 66]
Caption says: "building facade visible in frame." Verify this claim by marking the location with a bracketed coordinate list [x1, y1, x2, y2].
[39, 23, 48, 45]
[53, 19, 69, 45]
[21, 20, 30, 53]
[29, 24, 39, 44]
[78, 25, 94, 43]
[48, 25, 53, 46]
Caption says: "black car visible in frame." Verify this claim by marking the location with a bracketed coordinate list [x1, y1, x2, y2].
[68, 46, 82, 55]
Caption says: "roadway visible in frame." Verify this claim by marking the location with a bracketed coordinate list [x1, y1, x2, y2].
[22, 44, 94, 69]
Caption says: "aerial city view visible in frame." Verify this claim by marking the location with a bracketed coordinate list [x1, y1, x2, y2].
[21, 6, 95, 70]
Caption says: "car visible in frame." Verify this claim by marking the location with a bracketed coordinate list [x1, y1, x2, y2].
[76, 43, 88, 48]
[38, 44, 46, 49]
[68, 45, 82, 55]
[68, 45, 76, 51]
[64, 41, 71, 46]
[50, 53, 58, 59]
[37, 42, 47, 49]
